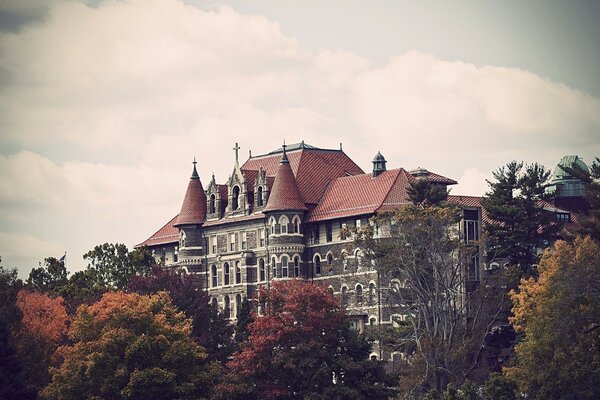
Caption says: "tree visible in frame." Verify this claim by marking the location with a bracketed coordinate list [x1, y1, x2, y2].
[407, 179, 448, 206]
[83, 243, 156, 289]
[481, 373, 517, 400]
[15, 290, 69, 396]
[562, 156, 600, 241]
[128, 267, 235, 363]
[41, 291, 219, 400]
[26, 256, 69, 294]
[0, 264, 23, 330]
[505, 237, 600, 399]
[356, 204, 495, 395]
[482, 161, 560, 277]
[234, 297, 252, 344]
[217, 279, 393, 400]
[0, 316, 33, 400]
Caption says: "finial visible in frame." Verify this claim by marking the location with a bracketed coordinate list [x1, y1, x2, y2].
[340, 142, 343, 151]
[249, 149, 252, 158]
[233, 143, 241, 163]
[191, 157, 199, 179]
[281, 140, 289, 164]
[301, 140, 305, 148]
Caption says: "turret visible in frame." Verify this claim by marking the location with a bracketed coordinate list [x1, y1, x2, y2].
[372, 151, 387, 177]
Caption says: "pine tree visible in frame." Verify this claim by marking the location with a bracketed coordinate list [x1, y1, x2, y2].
[234, 297, 252, 344]
[407, 179, 448, 206]
[482, 161, 560, 277]
[0, 316, 33, 400]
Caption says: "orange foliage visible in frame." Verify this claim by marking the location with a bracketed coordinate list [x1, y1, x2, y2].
[17, 290, 69, 343]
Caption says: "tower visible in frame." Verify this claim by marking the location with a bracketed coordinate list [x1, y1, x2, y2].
[174, 159, 207, 270]
[263, 144, 307, 280]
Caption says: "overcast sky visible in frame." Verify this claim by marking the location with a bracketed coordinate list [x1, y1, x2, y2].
[1, 0, 599, 278]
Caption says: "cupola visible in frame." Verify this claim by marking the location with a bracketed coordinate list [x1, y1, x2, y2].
[372, 151, 387, 177]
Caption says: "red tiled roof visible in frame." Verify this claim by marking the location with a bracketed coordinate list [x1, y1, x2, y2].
[174, 166, 207, 226]
[242, 147, 364, 205]
[426, 171, 458, 185]
[307, 169, 413, 222]
[137, 214, 179, 247]
[263, 154, 308, 212]
[447, 195, 489, 223]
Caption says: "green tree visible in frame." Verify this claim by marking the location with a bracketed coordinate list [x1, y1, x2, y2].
[407, 179, 448, 206]
[83, 243, 156, 289]
[41, 291, 218, 400]
[234, 297, 252, 344]
[482, 161, 560, 277]
[562, 156, 600, 241]
[481, 373, 517, 400]
[26, 256, 68, 294]
[217, 280, 393, 400]
[506, 237, 600, 399]
[0, 316, 34, 400]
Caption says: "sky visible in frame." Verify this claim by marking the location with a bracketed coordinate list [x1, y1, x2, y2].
[1, 0, 599, 278]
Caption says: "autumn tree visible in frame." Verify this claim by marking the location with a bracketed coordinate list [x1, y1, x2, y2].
[14, 290, 69, 396]
[127, 266, 235, 363]
[217, 279, 393, 400]
[506, 236, 600, 399]
[41, 291, 219, 400]
[83, 243, 156, 289]
[482, 161, 560, 277]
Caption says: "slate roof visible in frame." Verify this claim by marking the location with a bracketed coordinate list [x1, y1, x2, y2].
[137, 214, 179, 247]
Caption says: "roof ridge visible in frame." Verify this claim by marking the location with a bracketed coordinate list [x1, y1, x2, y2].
[375, 169, 405, 212]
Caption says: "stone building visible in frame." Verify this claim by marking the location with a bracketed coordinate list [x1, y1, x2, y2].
[138, 142, 483, 360]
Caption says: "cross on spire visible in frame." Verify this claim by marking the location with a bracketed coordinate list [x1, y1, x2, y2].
[233, 142, 241, 163]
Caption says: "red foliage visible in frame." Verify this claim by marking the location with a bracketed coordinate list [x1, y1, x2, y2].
[16, 290, 68, 343]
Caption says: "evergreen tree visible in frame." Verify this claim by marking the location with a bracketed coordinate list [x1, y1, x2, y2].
[407, 179, 448, 206]
[26, 257, 68, 294]
[482, 161, 560, 277]
[0, 316, 33, 400]
[234, 297, 252, 344]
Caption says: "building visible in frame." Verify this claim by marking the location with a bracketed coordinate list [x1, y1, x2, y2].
[138, 142, 483, 359]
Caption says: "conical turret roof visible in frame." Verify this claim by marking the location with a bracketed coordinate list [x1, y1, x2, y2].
[264, 149, 307, 212]
[174, 161, 207, 226]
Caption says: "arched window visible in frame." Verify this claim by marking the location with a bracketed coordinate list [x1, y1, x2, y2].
[211, 297, 218, 309]
[356, 284, 363, 304]
[328, 286, 334, 296]
[232, 186, 240, 210]
[341, 286, 349, 306]
[272, 257, 277, 279]
[368, 283, 376, 305]
[292, 216, 300, 234]
[281, 256, 289, 278]
[224, 296, 231, 319]
[257, 186, 264, 207]
[355, 249, 363, 270]
[327, 253, 334, 267]
[369, 316, 377, 326]
[293, 256, 300, 277]
[180, 231, 186, 248]
[314, 255, 321, 275]
[236, 294, 242, 318]
[211, 264, 217, 288]
[259, 258, 266, 281]
[235, 261, 241, 284]
[209, 194, 216, 214]
[269, 217, 276, 235]
[224, 263, 230, 285]
[279, 216, 289, 234]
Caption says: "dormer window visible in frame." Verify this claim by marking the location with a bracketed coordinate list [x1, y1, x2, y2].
[257, 186, 264, 207]
[209, 194, 216, 214]
[232, 186, 240, 210]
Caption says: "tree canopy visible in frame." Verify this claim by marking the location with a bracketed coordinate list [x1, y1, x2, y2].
[506, 236, 600, 399]
[218, 279, 393, 400]
[41, 291, 219, 400]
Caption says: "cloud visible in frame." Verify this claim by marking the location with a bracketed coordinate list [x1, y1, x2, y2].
[0, 231, 62, 267]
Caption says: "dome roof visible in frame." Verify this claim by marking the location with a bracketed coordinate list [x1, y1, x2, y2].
[553, 155, 589, 181]
[373, 151, 386, 162]
[263, 151, 307, 212]
[174, 162, 207, 226]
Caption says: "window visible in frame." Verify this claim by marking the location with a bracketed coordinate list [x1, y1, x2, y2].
[355, 284, 363, 304]
[259, 229, 265, 247]
[173, 246, 178, 263]
[272, 257, 277, 279]
[224, 263, 230, 285]
[556, 212, 570, 222]
[211, 298, 218, 309]
[355, 250, 363, 270]
[281, 256, 289, 278]
[368, 283, 376, 305]
[224, 296, 231, 319]
[232, 186, 240, 210]
[340, 222, 347, 240]
[270, 217, 276, 235]
[241, 231, 247, 250]
[369, 317, 376, 326]
[293, 216, 300, 234]
[257, 186, 264, 207]
[235, 261, 241, 284]
[180, 231, 186, 248]
[259, 258, 266, 281]
[356, 219, 361, 229]
[341, 286, 348, 306]
[463, 210, 479, 242]
[209, 194, 216, 214]
[314, 255, 321, 275]
[326, 223, 333, 242]
[468, 254, 480, 281]
[211, 236, 217, 254]
[229, 232, 237, 252]
[312, 226, 320, 244]
[236, 294, 242, 318]
[327, 253, 334, 267]
[280, 216, 289, 234]
[294, 256, 300, 277]
[211, 265, 217, 288]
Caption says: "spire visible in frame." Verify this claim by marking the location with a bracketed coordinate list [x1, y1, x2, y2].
[174, 159, 207, 226]
[263, 146, 307, 212]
